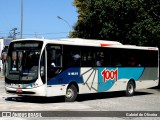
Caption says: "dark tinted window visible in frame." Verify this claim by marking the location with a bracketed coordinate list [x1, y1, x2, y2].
[63, 45, 158, 67]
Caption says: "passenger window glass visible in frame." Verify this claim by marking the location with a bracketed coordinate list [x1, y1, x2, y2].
[46, 44, 62, 80]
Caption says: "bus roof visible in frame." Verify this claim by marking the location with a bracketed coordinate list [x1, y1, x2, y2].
[13, 38, 158, 51]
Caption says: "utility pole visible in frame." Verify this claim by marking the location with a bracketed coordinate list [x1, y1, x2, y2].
[20, 0, 23, 38]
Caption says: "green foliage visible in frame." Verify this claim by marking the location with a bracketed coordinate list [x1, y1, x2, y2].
[70, 0, 160, 47]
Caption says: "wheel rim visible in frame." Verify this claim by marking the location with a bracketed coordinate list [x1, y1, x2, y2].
[128, 84, 134, 94]
[66, 88, 73, 98]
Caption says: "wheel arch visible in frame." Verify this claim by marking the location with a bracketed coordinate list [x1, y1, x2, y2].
[67, 81, 79, 93]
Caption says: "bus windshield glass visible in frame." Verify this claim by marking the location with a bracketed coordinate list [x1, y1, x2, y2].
[6, 41, 43, 83]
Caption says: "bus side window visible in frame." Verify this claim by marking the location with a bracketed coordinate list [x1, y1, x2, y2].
[72, 53, 81, 66]
[46, 44, 63, 80]
[63, 46, 81, 67]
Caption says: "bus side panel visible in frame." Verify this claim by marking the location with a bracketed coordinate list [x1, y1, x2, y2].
[46, 67, 158, 96]
[97, 67, 158, 92]
[79, 67, 149, 94]
[46, 67, 100, 95]
[80, 67, 158, 93]
[79, 67, 141, 94]
[47, 85, 67, 97]
[47, 68, 84, 96]
[97, 67, 144, 92]
[136, 67, 158, 89]
[79, 68, 98, 94]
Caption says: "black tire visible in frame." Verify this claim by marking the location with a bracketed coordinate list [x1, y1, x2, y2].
[126, 81, 135, 96]
[65, 84, 78, 102]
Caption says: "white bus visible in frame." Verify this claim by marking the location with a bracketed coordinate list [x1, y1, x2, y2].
[5, 38, 159, 102]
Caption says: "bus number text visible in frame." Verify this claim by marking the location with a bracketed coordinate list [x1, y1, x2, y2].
[101, 68, 118, 82]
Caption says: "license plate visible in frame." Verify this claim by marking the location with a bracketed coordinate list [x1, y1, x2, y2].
[16, 89, 23, 93]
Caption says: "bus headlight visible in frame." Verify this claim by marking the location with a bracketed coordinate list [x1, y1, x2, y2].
[32, 83, 39, 88]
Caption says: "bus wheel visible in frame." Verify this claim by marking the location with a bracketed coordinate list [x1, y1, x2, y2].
[65, 84, 77, 102]
[126, 81, 135, 96]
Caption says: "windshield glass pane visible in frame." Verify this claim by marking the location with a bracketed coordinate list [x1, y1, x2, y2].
[6, 41, 43, 82]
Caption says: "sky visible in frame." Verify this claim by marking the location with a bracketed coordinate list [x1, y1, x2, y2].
[0, 0, 78, 39]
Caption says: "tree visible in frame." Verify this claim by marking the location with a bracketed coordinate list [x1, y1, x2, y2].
[70, 0, 160, 48]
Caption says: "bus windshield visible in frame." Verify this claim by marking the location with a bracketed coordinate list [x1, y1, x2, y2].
[5, 41, 43, 83]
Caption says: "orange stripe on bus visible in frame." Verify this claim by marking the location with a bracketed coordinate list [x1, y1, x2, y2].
[100, 44, 112, 47]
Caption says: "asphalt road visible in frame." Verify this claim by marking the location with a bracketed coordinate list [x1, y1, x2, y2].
[0, 74, 160, 120]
